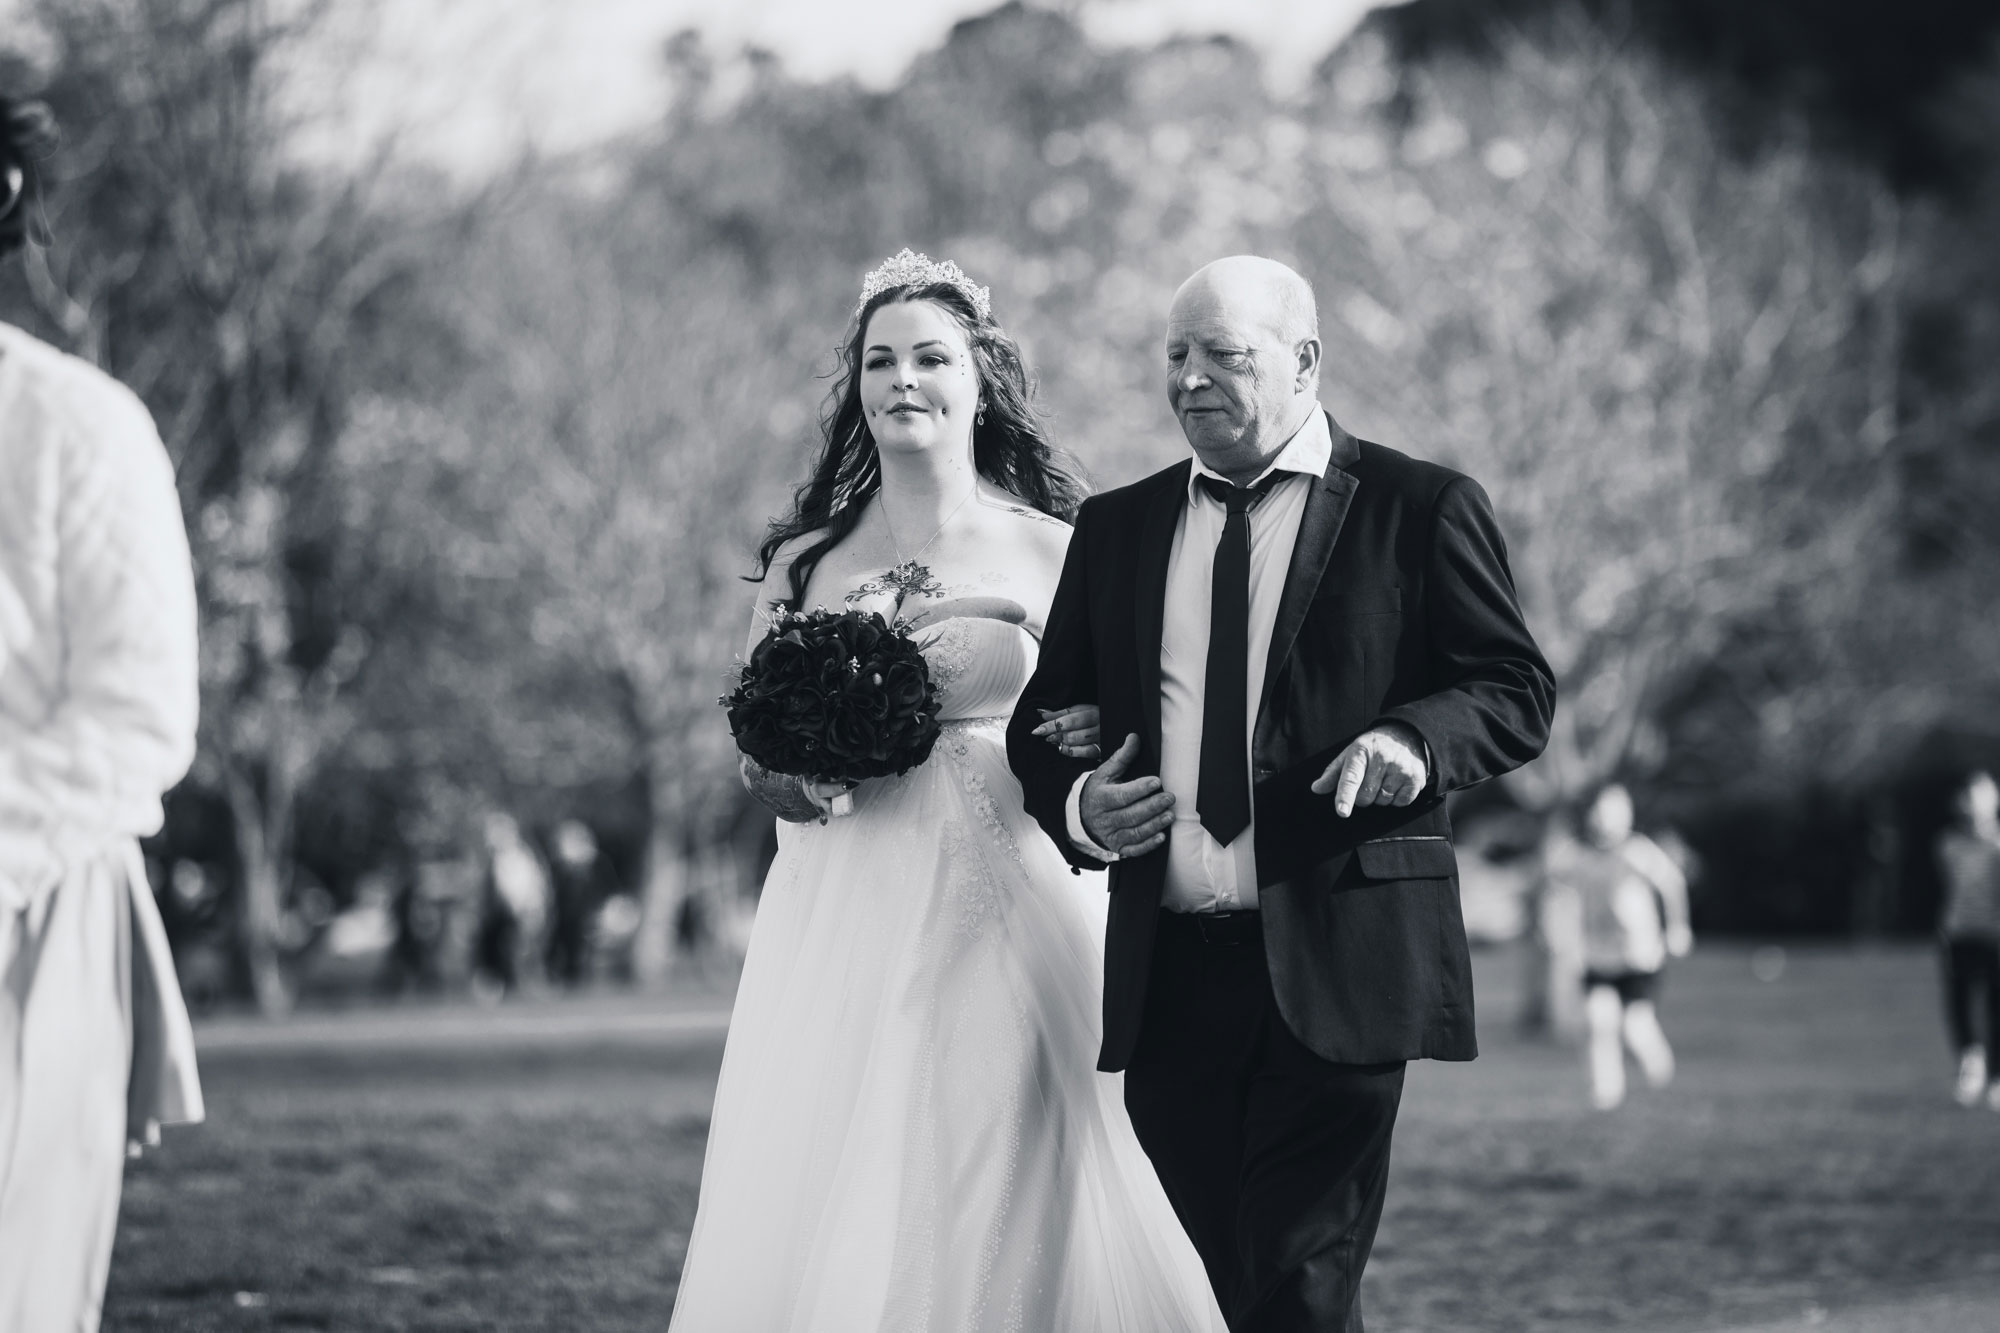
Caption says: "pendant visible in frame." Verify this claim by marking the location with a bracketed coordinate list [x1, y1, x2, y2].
[846, 559, 945, 610]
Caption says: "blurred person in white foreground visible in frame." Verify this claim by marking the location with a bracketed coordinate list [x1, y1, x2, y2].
[1547, 783, 1693, 1110]
[1937, 769, 2000, 1109]
[0, 94, 205, 1331]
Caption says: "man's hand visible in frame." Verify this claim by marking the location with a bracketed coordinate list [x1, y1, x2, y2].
[1080, 733, 1175, 858]
[1310, 723, 1429, 817]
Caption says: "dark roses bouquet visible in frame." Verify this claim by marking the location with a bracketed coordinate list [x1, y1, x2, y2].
[723, 608, 943, 784]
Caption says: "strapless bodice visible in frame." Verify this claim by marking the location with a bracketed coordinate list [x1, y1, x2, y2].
[919, 616, 1038, 722]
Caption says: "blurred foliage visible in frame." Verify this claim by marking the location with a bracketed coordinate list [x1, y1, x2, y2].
[0, 0, 474, 1010]
[1379, 0, 2000, 191]
[3, 0, 1998, 1002]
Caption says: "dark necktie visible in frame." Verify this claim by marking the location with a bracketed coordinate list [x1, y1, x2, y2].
[1197, 474, 1281, 847]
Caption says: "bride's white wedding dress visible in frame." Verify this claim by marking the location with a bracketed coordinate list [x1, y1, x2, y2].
[669, 611, 1226, 1332]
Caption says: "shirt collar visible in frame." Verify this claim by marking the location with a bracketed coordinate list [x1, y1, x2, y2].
[1186, 405, 1331, 508]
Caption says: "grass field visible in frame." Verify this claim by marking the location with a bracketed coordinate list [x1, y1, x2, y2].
[103, 944, 2000, 1332]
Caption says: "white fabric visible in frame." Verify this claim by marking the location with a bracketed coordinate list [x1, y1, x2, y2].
[0, 324, 205, 1332]
[0, 322, 199, 901]
[1065, 407, 1331, 911]
[119, 838, 205, 1144]
[1, 848, 136, 1333]
[1549, 832, 1690, 975]
[672, 612, 1225, 1331]
[1938, 828, 2000, 940]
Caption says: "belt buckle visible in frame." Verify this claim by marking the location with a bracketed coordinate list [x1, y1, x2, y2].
[1197, 911, 1256, 946]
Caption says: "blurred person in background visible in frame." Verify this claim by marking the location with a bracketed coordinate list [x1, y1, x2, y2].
[383, 840, 436, 994]
[1547, 783, 1693, 1110]
[0, 95, 205, 1331]
[544, 818, 604, 988]
[1528, 844, 1588, 1038]
[1937, 769, 2000, 1109]
[472, 811, 549, 998]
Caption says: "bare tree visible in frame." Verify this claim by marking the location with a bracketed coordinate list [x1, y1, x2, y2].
[1301, 17, 1906, 811]
[6, 0, 447, 1012]
[1289, 16, 1915, 1028]
[414, 189, 825, 983]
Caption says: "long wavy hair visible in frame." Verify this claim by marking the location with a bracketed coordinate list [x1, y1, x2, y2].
[0, 96, 57, 257]
[751, 280, 1086, 610]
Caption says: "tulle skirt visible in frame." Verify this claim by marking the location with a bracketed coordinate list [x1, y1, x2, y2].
[668, 718, 1224, 1332]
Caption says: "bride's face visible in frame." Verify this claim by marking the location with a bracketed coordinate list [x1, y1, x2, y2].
[861, 299, 982, 458]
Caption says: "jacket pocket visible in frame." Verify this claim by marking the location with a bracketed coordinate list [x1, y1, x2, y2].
[1354, 835, 1456, 880]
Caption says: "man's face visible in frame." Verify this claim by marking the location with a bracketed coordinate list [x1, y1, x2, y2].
[1165, 278, 1312, 479]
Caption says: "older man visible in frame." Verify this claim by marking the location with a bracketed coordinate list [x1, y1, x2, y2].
[1009, 256, 1553, 1331]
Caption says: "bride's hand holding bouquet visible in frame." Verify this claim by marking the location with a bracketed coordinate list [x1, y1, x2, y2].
[724, 605, 945, 822]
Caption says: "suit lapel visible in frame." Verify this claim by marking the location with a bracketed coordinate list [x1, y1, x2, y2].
[1133, 462, 1187, 762]
[1257, 414, 1361, 728]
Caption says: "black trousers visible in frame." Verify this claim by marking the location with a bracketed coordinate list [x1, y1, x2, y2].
[1944, 935, 2000, 1052]
[1124, 910, 1405, 1333]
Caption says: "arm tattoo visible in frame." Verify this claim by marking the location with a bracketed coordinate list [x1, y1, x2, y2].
[740, 756, 822, 824]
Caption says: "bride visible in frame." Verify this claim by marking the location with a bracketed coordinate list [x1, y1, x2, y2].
[667, 252, 1226, 1332]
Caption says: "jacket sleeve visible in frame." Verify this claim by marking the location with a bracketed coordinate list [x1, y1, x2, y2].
[1377, 475, 1554, 796]
[0, 381, 199, 860]
[1006, 498, 1107, 873]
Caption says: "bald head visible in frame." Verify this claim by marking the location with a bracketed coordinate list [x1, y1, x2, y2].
[1165, 256, 1324, 482]
[1173, 256, 1320, 345]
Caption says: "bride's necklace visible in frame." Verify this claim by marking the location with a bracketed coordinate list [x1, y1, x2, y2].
[848, 481, 978, 608]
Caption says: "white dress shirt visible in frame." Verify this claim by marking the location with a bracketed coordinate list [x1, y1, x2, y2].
[1067, 407, 1331, 911]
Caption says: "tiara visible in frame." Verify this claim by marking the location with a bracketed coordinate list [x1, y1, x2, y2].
[856, 248, 991, 322]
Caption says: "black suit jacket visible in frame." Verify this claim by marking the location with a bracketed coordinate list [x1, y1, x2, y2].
[1007, 413, 1555, 1071]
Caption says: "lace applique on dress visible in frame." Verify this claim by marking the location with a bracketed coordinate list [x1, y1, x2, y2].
[940, 724, 1028, 869]
[920, 619, 978, 695]
[939, 818, 1001, 940]
[927, 723, 1030, 941]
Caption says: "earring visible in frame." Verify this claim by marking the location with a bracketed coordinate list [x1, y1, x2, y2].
[976, 406, 986, 426]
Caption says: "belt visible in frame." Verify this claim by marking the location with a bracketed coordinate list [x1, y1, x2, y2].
[1161, 908, 1262, 947]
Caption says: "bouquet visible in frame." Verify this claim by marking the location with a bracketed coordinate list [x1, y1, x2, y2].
[723, 607, 944, 791]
